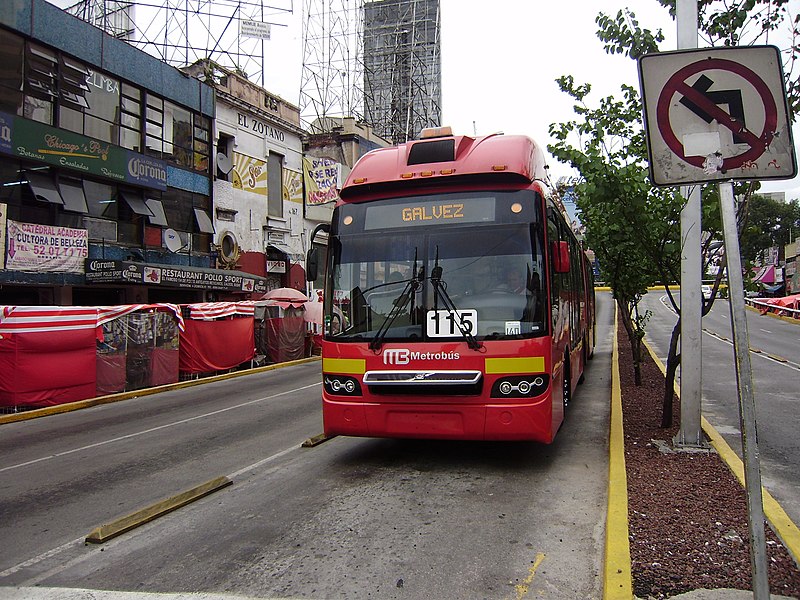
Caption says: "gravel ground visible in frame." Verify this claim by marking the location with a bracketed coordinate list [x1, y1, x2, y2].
[617, 328, 800, 599]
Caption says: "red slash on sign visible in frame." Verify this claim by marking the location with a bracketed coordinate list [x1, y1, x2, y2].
[656, 57, 778, 170]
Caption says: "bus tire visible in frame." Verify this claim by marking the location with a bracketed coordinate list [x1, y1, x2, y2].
[563, 356, 571, 412]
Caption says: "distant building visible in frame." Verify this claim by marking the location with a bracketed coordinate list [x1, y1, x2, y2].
[760, 191, 786, 203]
[182, 60, 306, 293]
[363, 0, 441, 143]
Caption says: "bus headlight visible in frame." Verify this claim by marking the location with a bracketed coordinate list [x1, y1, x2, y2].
[490, 375, 549, 398]
[324, 375, 362, 396]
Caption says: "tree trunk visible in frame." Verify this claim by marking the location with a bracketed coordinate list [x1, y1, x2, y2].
[617, 299, 642, 385]
[662, 317, 681, 428]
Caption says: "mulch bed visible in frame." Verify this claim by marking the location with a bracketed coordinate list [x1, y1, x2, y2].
[617, 324, 800, 599]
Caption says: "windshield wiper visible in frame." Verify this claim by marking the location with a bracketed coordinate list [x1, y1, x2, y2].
[369, 248, 421, 351]
[430, 246, 482, 351]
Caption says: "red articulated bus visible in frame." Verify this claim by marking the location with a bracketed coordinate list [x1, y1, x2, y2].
[306, 127, 595, 443]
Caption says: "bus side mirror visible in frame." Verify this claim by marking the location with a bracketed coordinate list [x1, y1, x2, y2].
[306, 247, 320, 281]
[553, 241, 570, 274]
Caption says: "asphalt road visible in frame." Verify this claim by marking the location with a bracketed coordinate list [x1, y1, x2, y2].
[638, 290, 800, 531]
[0, 293, 616, 600]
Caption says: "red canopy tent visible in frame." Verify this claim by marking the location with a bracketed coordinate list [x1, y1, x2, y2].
[0, 306, 99, 408]
[179, 302, 256, 374]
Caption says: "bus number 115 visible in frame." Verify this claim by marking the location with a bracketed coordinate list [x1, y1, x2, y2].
[426, 309, 478, 338]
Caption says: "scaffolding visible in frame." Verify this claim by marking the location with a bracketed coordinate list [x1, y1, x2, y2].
[62, 0, 294, 89]
[362, 0, 440, 142]
[299, 0, 365, 132]
[300, 0, 441, 141]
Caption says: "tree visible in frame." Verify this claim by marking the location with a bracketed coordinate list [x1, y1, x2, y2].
[740, 195, 800, 265]
[551, 1, 799, 426]
[549, 78, 683, 385]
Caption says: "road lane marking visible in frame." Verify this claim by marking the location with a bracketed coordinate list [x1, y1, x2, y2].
[656, 294, 799, 372]
[0, 440, 306, 583]
[513, 552, 546, 599]
[0, 382, 321, 474]
[0, 538, 84, 579]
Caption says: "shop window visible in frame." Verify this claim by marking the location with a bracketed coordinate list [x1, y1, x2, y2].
[267, 152, 283, 218]
[116, 193, 143, 245]
[145, 94, 164, 158]
[23, 43, 56, 124]
[120, 83, 142, 151]
[59, 56, 90, 110]
[216, 134, 235, 181]
[194, 115, 210, 174]
[84, 69, 119, 123]
[85, 113, 115, 143]
[164, 100, 193, 168]
[0, 30, 23, 115]
[59, 104, 83, 133]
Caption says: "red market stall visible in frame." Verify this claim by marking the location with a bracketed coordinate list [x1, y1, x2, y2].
[258, 289, 310, 364]
[95, 305, 183, 394]
[179, 302, 256, 375]
[0, 306, 99, 408]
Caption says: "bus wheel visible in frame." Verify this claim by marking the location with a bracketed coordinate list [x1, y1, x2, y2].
[563, 358, 571, 411]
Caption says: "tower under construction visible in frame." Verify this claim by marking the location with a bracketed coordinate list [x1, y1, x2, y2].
[300, 0, 441, 142]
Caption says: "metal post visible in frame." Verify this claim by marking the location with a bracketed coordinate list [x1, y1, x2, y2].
[676, 0, 704, 447]
[719, 181, 770, 598]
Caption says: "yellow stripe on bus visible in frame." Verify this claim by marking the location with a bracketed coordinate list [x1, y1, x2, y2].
[485, 356, 545, 374]
[322, 358, 366, 374]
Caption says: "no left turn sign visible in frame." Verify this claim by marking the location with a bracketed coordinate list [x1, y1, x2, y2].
[639, 45, 796, 186]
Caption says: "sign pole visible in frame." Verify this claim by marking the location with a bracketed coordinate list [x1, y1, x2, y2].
[676, 0, 704, 448]
[718, 181, 770, 598]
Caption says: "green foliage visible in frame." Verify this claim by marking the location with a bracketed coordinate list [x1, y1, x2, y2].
[739, 195, 800, 264]
[552, 0, 798, 403]
[604, 1, 800, 116]
[548, 77, 684, 314]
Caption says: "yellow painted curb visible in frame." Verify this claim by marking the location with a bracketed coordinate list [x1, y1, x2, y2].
[641, 336, 800, 567]
[604, 303, 633, 599]
[85, 476, 232, 544]
[0, 356, 322, 425]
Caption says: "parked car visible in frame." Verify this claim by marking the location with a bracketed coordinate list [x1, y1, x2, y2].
[702, 284, 713, 300]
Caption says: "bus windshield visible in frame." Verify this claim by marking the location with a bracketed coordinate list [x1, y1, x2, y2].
[326, 190, 546, 343]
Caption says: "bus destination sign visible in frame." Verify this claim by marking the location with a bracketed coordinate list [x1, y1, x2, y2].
[363, 196, 496, 230]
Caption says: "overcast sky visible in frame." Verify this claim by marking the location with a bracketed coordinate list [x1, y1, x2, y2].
[46, 0, 800, 198]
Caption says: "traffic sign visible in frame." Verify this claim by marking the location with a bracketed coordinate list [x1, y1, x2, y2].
[639, 46, 796, 186]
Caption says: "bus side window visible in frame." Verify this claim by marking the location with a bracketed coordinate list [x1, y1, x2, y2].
[546, 217, 560, 330]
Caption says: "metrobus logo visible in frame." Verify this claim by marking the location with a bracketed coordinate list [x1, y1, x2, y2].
[383, 349, 461, 365]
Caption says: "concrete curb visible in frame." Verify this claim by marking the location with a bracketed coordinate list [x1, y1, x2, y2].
[0, 356, 321, 426]
[85, 476, 232, 544]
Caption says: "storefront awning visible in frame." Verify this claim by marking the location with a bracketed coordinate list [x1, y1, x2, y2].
[26, 171, 63, 205]
[755, 264, 776, 284]
[119, 191, 154, 216]
[145, 198, 169, 226]
[58, 180, 89, 213]
[193, 208, 215, 234]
